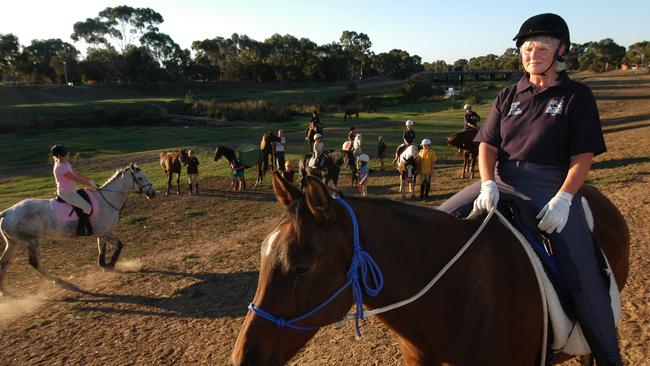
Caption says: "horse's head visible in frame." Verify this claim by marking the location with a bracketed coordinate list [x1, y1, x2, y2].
[214, 145, 224, 162]
[178, 148, 189, 165]
[232, 173, 354, 365]
[128, 163, 156, 199]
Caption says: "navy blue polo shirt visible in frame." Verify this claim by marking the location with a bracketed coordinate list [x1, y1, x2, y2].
[403, 130, 416, 144]
[476, 71, 606, 167]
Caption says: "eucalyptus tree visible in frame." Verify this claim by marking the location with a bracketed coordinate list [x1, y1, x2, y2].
[340, 31, 372, 79]
[17, 39, 78, 83]
[0, 33, 20, 79]
[579, 38, 626, 72]
[71, 6, 164, 52]
[622, 41, 650, 68]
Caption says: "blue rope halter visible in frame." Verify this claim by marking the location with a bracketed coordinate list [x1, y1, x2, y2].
[248, 196, 384, 336]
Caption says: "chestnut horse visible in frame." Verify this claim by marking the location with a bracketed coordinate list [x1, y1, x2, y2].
[159, 148, 189, 195]
[447, 129, 479, 179]
[231, 173, 629, 365]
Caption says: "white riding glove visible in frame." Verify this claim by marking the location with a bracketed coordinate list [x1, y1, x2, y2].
[88, 179, 98, 189]
[536, 191, 573, 234]
[472, 180, 499, 214]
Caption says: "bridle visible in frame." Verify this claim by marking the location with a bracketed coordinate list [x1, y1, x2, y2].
[97, 169, 153, 212]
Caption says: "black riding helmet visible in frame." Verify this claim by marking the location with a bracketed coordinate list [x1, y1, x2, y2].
[51, 144, 68, 157]
[513, 13, 570, 52]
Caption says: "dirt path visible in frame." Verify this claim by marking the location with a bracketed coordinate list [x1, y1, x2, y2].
[1, 73, 649, 365]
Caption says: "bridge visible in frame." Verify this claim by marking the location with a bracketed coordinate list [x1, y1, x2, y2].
[426, 70, 524, 82]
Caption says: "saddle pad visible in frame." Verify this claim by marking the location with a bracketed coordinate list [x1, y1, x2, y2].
[239, 143, 261, 168]
[499, 215, 621, 355]
[50, 189, 99, 222]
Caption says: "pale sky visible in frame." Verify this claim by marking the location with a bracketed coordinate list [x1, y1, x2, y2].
[3, 0, 649, 63]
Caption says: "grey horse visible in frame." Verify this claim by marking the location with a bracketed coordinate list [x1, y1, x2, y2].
[0, 163, 156, 296]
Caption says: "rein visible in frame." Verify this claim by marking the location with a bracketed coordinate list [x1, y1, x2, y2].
[96, 170, 153, 212]
[248, 197, 384, 336]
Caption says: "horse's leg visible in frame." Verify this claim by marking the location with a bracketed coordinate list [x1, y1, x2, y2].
[98, 233, 122, 270]
[0, 236, 18, 296]
[175, 172, 181, 195]
[27, 244, 59, 283]
[97, 237, 108, 267]
[470, 153, 477, 179]
[579, 354, 595, 366]
[165, 172, 172, 195]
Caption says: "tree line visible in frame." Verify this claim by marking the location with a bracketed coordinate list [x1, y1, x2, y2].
[0, 5, 648, 85]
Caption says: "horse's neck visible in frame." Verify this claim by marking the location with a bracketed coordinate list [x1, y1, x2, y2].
[100, 172, 132, 207]
[344, 199, 471, 307]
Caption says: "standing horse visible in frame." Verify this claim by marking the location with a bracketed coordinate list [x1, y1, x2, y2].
[298, 150, 341, 191]
[398, 145, 419, 199]
[260, 132, 282, 184]
[0, 164, 156, 296]
[160, 148, 189, 195]
[214, 144, 272, 187]
[447, 129, 479, 179]
[231, 173, 629, 365]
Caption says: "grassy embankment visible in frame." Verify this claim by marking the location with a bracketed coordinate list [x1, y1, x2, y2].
[0, 79, 503, 209]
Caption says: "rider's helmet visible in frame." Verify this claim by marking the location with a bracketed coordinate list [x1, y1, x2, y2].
[358, 154, 370, 163]
[405, 119, 414, 127]
[313, 133, 322, 140]
[51, 144, 68, 157]
[421, 138, 432, 146]
[513, 13, 570, 54]
[463, 104, 472, 110]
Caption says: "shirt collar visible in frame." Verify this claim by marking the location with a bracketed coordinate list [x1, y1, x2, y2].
[515, 71, 569, 95]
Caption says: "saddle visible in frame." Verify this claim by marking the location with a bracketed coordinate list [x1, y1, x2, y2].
[55, 189, 94, 236]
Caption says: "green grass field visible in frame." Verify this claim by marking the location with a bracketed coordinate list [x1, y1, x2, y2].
[0, 79, 501, 208]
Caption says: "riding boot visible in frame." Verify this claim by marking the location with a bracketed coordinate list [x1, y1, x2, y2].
[424, 180, 430, 199]
[75, 208, 93, 236]
[420, 182, 425, 200]
[188, 184, 193, 195]
[195, 183, 199, 194]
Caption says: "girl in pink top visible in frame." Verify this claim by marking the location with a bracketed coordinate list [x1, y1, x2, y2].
[51, 145, 97, 215]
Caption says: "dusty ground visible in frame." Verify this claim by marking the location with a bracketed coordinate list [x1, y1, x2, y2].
[0, 71, 649, 365]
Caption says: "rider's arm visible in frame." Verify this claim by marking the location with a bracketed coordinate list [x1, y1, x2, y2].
[559, 152, 593, 195]
[478, 142, 498, 182]
[63, 171, 93, 186]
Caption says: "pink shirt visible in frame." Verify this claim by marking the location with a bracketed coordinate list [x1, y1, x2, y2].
[53, 161, 77, 194]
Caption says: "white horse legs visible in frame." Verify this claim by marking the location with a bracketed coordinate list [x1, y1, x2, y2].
[0, 234, 18, 296]
[97, 233, 123, 270]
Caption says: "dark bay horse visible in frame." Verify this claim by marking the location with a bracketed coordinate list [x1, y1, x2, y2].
[447, 129, 479, 179]
[231, 173, 629, 365]
[160, 148, 189, 195]
[260, 131, 282, 180]
[297, 150, 342, 191]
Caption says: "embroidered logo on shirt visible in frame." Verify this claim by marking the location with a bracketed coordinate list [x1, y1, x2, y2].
[508, 101, 522, 116]
[545, 98, 565, 115]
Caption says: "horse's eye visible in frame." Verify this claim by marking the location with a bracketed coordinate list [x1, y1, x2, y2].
[294, 265, 310, 277]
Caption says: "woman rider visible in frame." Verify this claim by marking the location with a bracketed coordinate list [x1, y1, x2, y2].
[51, 145, 97, 235]
[439, 13, 622, 365]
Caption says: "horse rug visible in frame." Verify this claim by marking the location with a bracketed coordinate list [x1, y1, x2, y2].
[51, 188, 100, 223]
[500, 201, 621, 356]
[238, 143, 262, 168]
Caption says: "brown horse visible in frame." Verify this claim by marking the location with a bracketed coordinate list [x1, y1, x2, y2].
[447, 129, 479, 179]
[231, 173, 629, 365]
[344, 108, 359, 120]
[259, 132, 281, 186]
[159, 148, 189, 195]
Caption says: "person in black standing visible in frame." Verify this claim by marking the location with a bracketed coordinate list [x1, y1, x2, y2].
[186, 149, 200, 195]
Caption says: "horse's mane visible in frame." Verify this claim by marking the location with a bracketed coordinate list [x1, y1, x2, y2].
[282, 194, 449, 229]
[101, 165, 139, 188]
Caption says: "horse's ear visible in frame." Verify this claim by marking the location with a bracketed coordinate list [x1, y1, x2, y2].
[272, 172, 302, 207]
[304, 176, 334, 224]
